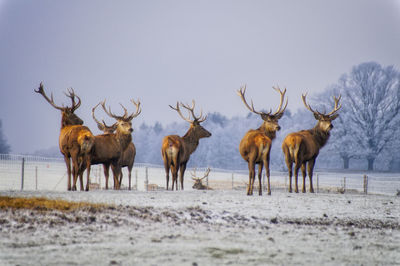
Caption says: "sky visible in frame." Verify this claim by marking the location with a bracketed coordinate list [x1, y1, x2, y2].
[0, 0, 399, 154]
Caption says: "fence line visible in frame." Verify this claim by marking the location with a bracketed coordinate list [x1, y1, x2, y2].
[0, 154, 399, 196]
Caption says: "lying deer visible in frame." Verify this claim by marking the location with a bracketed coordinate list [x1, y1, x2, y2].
[92, 103, 136, 190]
[34, 83, 94, 191]
[282, 93, 341, 193]
[191, 168, 212, 190]
[161, 101, 211, 190]
[238, 86, 287, 195]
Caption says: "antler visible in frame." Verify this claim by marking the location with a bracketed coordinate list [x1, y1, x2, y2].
[237, 85, 264, 115]
[191, 168, 211, 180]
[64, 88, 81, 112]
[268, 86, 288, 117]
[101, 99, 141, 122]
[237, 85, 287, 118]
[169, 100, 207, 123]
[326, 95, 342, 116]
[34, 82, 65, 111]
[126, 99, 142, 120]
[302, 93, 341, 117]
[92, 102, 117, 132]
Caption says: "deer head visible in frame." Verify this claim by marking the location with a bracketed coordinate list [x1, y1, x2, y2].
[169, 100, 211, 139]
[237, 85, 288, 136]
[101, 99, 141, 134]
[92, 102, 117, 134]
[34, 82, 83, 126]
[302, 93, 341, 133]
[191, 168, 211, 190]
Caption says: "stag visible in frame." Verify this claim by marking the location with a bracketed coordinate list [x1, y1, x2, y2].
[89, 99, 141, 189]
[34, 82, 94, 191]
[161, 101, 211, 190]
[191, 168, 212, 190]
[238, 86, 287, 195]
[282, 93, 341, 193]
[92, 103, 136, 190]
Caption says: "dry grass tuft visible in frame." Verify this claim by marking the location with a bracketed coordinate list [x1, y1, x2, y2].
[0, 196, 106, 212]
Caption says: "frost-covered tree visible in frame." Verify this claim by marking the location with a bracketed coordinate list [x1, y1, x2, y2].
[336, 62, 400, 170]
[0, 120, 11, 154]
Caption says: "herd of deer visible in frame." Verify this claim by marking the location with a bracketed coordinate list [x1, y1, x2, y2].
[35, 82, 341, 196]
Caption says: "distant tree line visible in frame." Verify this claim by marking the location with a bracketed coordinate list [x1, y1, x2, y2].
[0, 120, 11, 154]
[29, 62, 400, 172]
[133, 62, 400, 172]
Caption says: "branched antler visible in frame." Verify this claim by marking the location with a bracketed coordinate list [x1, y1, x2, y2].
[237, 85, 287, 119]
[92, 102, 117, 132]
[302, 93, 341, 117]
[101, 99, 141, 122]
[170, 100, 207, 123]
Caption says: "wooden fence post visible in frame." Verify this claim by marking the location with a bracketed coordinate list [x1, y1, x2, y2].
[21, 157, 25, 191]
[363, 175, 368, 194]
[316, 174, 319, 193]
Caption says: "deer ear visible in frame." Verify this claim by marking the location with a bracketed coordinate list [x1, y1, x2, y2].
[313, 113, 320, 120]
[97, 124, 105, 131]
[260, 113, 269, 121]
[329, 114, 339, 121]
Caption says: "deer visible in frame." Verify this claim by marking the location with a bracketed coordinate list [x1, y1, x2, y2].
[91, 103, 136, 190]
[161, 101, 211, 191]
[237, 85, 287, 196]
[191, 168, 212, 190]
[282, 93, 341, 193]
[89, 99, 141, 190]
[34, 82, 94, 191]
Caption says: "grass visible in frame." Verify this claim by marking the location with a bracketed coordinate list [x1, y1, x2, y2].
[0, 196, 106, 212]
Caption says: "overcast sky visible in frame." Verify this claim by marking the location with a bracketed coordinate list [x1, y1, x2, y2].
[0, 0, 399, 154]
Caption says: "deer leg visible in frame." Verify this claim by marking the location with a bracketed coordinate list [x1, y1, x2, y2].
[171, 165, 178, 191]
[71, 151, 80, 191]
[119, 171, 123, 189]
[85, 156, 91, 191]
[77, 155, 84, 191]
[64, 156, 72, 191]
[179, 163, 187, 190]
[103, 164, 110, 190]
[294, 161, 301, 193]
[164, 162, 170, 190]
[111, 164, 121, 190]
[264, 153, 271, 196]
[301, 163, 307, 193]
[308, 159, 316, 193]
[257, 163, 263, 196]
[284, 152, 293, 193]
[247, 161, 255, 196]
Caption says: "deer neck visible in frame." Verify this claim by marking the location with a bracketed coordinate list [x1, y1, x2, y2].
[309, 126, 330, 148]
[258, 124, 277, 140]
[182, 128, 200, 155]
[115, 131, 132, 151]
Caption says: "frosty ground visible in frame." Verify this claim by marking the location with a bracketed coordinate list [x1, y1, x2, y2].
[0, 189, 399, 266]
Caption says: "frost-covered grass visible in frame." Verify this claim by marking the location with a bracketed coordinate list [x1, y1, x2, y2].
[0, 189, 399, 265]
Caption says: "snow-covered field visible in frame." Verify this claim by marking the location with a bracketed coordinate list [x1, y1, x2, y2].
[1, 189, 399, 265]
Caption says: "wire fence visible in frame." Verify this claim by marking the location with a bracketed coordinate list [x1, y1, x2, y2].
[1, 154, 399, 196]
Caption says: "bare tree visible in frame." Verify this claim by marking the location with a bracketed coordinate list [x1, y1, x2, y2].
[336, 62, 400, 170]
